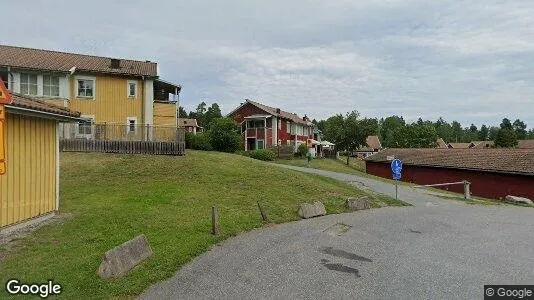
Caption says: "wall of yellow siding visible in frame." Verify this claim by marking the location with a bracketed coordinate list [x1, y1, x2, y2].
[153, 102, 177, 126]
[69, 75, 144, 124]
[0, 114, 57, 227]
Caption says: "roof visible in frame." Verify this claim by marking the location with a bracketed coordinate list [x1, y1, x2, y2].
[447, 142, 472, 149]
[0, 44, 157, 77]
[365, 148, 534, 176]
[436, 138, 448, 148]
[6, 93, 81, 119]
[230, 99, 311, 125]
[470, 141, 495, 149]
[366, 136, 382, 149]
[518, 140, 534, 149]
[178, 118, 200, 128]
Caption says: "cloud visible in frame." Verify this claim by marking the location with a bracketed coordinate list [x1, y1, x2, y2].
[2, 0, 534, 127]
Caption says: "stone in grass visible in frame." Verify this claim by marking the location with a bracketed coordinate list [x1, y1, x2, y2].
[345, 197, 371, 211]
[298, 201, 327, 219]
[505, 195, 533, 205]
[97, 234, 153, 279]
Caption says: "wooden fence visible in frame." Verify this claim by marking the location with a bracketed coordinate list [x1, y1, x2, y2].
[60, 139, 185, 156]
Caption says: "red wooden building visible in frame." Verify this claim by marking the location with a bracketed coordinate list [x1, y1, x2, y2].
[365, 148, 534, 200]
[228, 99, 314, 151]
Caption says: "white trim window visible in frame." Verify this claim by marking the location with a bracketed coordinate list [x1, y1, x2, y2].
[43, 75, 60, 97]
[20, 73, 38, 95]
[286, 121, 290, 134]
[127, 80, 137, 98]
[257, 140, 265, 150]
[126, 117, 137, 133]
[76, 76, 96, 99]
[76, 115, 94, 139]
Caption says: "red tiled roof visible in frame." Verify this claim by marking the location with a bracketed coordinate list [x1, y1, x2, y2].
[7, 93, 81, 118]
[240, 100, 311, 125]
[366, 136, 382, 149]
[365, 148, 534, 175]
[0, 45, 157, 77]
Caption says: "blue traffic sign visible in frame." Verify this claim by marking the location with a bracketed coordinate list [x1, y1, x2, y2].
[391, 159, 403, 180]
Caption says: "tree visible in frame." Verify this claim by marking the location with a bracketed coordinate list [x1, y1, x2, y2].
[207, 117, 241, 152]
[178, 106, 188, 118]
[390, 124, 437, 148]
[451, 121, 462, 143]
[512, 119, 527, 140]
[495, 128, 518, 148]
[527, 129, 534, 139]
[379, 116, 405, 148]
[488, 126, 500, 141]
[324, 111, 374, 165]
[204, 103, 222, 130]
[434, 117, 453, 143]
[500, 118, 513, 130]
[478, 124, 489, 141]
[193, 101, 208, 127]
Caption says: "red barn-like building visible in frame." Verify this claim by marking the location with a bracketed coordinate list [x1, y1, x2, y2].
[228, 99, 314, 151]
[365, 148, 534, 200]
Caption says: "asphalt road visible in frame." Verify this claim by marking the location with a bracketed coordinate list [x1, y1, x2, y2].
[141, 165, 534, 300]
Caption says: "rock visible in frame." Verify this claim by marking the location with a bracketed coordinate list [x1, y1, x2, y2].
[298, 201, 327, 219]
[345, 197, 371, 211]
[97, 234, 153, 279]
[505, 195, 533, 205]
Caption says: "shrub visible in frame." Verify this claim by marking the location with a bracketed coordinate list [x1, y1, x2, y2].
[297, 143, 309, 157]
[235, 150, 251, 157]
[207, 117, 242, 153]
[249, 149, 276, 161]
[188, 133, 212, 151]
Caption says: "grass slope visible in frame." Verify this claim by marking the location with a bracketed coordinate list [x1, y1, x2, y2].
[275, 156, 366, 174]
[0, 151, 405, 299]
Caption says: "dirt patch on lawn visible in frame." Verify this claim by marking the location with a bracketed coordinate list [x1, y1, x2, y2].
[0, 213, 73, 261]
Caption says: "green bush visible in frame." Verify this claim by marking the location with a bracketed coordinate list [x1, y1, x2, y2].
[207, 117, 242, 153]
[249, 149, 276, 161]
[187, 133, 212, 151]
[297, 143, 309, 157]
[235, 150, 251, 157]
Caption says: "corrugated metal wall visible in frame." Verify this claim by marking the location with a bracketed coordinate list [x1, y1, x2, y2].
[0, 114, 57, 227]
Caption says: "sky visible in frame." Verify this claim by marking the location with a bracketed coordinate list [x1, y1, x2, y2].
[2, 0, 534, 128]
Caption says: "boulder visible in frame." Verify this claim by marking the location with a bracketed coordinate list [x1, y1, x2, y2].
[97, 234, 153, 279]
[298, 201, 327, 219]
[505, 195, 533, 205]
[345, 197, 371, 211]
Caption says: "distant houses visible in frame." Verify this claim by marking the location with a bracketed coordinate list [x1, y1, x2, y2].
[436, 138, 533, 149]
[178, 118, 203, 135]
[228, 99, 314, 151]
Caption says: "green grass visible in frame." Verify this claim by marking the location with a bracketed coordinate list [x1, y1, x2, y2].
[0, 151, 406, 299]
[275, 156, 366, 174]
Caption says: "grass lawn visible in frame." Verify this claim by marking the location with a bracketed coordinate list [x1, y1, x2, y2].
[275, 156, 366, 174]
[0, 151, 406, 299]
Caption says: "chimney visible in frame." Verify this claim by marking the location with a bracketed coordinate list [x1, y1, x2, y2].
[110, 59, 121, 69]
[276, 108, 281, 114]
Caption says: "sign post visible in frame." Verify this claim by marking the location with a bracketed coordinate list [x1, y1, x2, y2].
[0, 80, 12, 175]
[391, 158, 403, 201]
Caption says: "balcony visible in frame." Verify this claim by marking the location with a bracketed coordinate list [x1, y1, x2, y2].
[245, 127, 272, 140]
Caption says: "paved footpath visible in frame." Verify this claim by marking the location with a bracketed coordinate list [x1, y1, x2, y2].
[141, 165, 534, 300]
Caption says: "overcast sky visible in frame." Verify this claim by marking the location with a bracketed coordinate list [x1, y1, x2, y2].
[3, 0, 534, 127]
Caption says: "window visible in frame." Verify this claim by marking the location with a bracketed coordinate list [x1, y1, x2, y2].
[77, 78, 94, 98]
[77, 116, 94, 136]
[126, 117, 137, 133]
[43, 75, 60, 97]
[20, 73, 38, 95]
[127, 81, 137, 98]
[257, 140, 265, 150]
[286, 121, 290, 133]
[278, 119, 281, 128]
